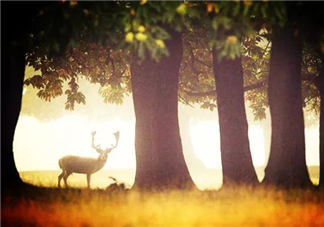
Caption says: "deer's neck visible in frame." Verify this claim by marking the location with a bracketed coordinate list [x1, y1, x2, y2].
[93, 156, 107, 173]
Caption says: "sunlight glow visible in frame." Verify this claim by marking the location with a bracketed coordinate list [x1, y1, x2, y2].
[190, 121, 221, 169]
[14, 112, 319, 172]
[14, 67, 319, 174]
[14, 115, 136, 171]
[248, 125, 265, 167]
[190, 122, 266, 169]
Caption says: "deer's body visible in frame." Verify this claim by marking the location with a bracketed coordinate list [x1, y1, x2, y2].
[58, 131, 119, 189]
[59, 155, 107, 174]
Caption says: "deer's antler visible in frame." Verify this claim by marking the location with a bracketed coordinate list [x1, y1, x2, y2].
[91, 131, 104, 153]
[105, 131, 120, 153]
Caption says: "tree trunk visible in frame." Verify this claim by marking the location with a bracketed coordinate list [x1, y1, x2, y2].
[318, 56, 324, 188]
[263, 24, 311, 187]
[319, 83, 324, 188]
[1, 2, 49, 192]
[212, 48, 258, 186]
[131, 30, 195, 190]
[2, 3, 33, 190]
[2, 44, 25, 189]
[131, 53, 158, 189]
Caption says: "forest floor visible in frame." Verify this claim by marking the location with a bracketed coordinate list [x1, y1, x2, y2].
[2, 183, 324, 227]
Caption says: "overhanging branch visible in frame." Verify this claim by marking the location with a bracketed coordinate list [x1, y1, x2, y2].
[184, 77, 267, 97]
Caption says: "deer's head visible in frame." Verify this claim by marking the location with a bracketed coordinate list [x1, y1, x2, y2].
[91, 131, 120, 161]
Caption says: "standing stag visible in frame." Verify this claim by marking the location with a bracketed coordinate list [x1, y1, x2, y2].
[58, 131, 120, 188]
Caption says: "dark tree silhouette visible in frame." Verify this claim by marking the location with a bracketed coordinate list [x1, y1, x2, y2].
[263, 22, 311, 187]
[1, 2, 49, 191]
[212, 49, 258, 186]
[131, 29, 195, 190]
[317, 55, 324, 188]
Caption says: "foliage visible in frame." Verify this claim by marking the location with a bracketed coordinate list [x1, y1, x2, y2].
[179, 29, 216, 110]
[301, 44, 323, 111]
[242, 32, 271, 121]
[28, 2, 126, 56]
[26, 40, 131, 110]
[23, 1, 321, 123]
[179, 28, 271, 120]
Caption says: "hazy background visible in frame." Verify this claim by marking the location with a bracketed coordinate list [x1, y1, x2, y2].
[13, 67, 320, 188]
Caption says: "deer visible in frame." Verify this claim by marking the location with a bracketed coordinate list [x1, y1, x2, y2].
[58, 131, 120, 189]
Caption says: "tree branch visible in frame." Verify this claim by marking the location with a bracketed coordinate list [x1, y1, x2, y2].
[184, 77, 267, 97]
[184, 89, 216, 97]
[244, 78, 267, 92]
[179, 95, 195, 108]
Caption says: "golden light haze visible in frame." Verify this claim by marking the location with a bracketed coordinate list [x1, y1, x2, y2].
[14, 67, 320, 174]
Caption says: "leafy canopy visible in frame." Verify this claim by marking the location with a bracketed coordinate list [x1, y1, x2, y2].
[24, 1, 322, 122]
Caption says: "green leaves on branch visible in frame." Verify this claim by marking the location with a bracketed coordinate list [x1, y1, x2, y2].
[23, 1, 302, 118]
[24, 72, 64, 102]
[99, 85, 125, 105]
[24, 75, 45, 90]
[213, 36, 242, 61]
[122, 1, 201, 61]
[65, 78, 86, 111]
[124, 25, 170, 61]
[26, 37, 131, 109]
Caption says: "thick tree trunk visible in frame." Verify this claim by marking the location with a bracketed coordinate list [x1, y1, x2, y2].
[1, 2, 49, 192]
[263, 24, 311, 187]
[131, 30, 195, 190]
[131, 55, 158, 189]
[2, 3, 31, 190]
[212, 49, 258, 186]
[2, 47, 25, 189]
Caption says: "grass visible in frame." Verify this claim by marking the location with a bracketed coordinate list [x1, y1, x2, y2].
[2, 169, 323, 227]
[2, 184, 324, 227]
[16, 166, 320, 190]
[18, 170, 136, 189]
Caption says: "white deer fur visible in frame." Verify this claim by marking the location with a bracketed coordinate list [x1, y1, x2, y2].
[58, 131, 119, 189]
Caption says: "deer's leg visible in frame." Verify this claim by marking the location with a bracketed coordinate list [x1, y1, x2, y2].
[58, 171, 64, 188]
[63, 172, 71, 188]
[86, 174, 91, 189]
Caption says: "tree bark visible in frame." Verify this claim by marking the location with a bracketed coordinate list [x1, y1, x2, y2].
[131, 30, 195, 190]
[318, 56, 324, 188]
[212, 48, 258, 186]
[2, 42, 26, 189]
[131, 53, 158, 189]
[1, 2, 50, 192]
[2, 3, 31, 190]
[263, 24, 311, 187]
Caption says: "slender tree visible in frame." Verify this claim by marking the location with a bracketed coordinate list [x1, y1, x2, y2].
[318, 56, 324, 188]
[212, 47, 258, 185]
[301, 1, 324, 188]
[193, 1, 267, 185]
